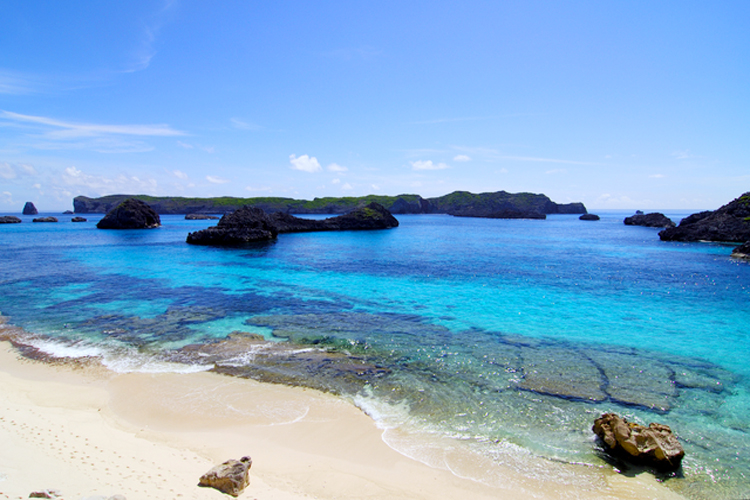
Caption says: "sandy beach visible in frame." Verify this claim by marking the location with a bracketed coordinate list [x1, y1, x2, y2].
[0, 341, 687, 500]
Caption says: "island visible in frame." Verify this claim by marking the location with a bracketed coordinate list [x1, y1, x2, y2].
[659, 192, 750, 242]
[73, 190, 587, 218]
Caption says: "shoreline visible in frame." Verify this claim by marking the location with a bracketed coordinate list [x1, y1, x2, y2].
[0, 339, 687, 500]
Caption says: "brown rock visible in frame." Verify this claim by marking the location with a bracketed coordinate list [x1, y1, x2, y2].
[198, 456, 252, 497]
[592, 413, 684, 471]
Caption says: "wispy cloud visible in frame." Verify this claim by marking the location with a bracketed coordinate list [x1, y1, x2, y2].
[173, 170, 188, 179]
[453, 155, 471, 162]
[671, 150, 693, 160]
[230, 118, 263, 131]
[545, 168, 567, 174]
[452, 146, 603, 166]
[290, 154, 322, 173]
[177, 141, 194, 149]
[327, 163, 348, 172]
[62, 166, 158, 194]
[206, 175, 229, 184]
[122, 0, 178, 73]
[0, 70, 48, 95]
[1, 111, 186, 138]
[411, 160, 450, 171]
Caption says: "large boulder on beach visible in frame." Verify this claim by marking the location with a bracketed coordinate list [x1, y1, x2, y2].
[659, 193, 750, 242]
[593, 413, 684, 471]
[0, 216, 22, 224]
[198, 456, 252, 497]
[96, 198, 161, 229]
[22, 202, 38, 215]
[731, 241, 750, 260]
[623, 212, 675, 228]
[187, 206, 277, 245]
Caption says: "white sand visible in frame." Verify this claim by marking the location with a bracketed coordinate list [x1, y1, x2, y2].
[0, 342, 687, 500]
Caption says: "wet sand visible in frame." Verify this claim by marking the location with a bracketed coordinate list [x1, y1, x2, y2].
[0, 342, 686, 500]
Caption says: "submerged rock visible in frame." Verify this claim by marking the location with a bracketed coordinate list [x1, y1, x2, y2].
[593, 413, 684, 471]
[32, 216, 58, 223]
[96, 198, 161, 229]
[198, 456, 252, 497]
[659, 192, 750, 242]
[731, 241, 750, 259]
[71, 216, 87, 222]
[22, 201, 38, 215]
[0, 215, 22, 224]
[579, 213, 600, 221]
[623, 213, 675, 228]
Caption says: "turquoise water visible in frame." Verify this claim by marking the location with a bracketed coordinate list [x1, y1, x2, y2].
[1, 211, 749, 498]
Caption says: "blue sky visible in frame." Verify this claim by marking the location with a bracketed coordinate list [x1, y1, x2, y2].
[1, 1, 748, 211]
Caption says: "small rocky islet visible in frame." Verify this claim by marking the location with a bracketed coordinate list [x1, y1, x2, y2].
[623, 212, 675, 228]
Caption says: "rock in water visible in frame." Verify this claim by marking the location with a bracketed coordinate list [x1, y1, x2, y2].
[623, 212, 675, 228]
[198, 456, 252, 497]
[592, 413, 684, 471]
[731, 241, 750, 260]
[660, 192, 750, 242]
[579, 213, 600, 221]
[23, 202, 38, 215]
[96, 198, 161, 229]
[71, 216, 87, 222]
[0, 216, 22, 224]
[32, 216, 58, 223]
[185, 213, 220, 220]
[187, 206, 277, 245]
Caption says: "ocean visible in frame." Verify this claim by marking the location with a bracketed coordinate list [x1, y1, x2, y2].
[1, 210, 748, 499]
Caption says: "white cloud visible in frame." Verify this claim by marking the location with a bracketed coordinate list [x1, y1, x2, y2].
[332, 178, 341, 184]
[342, 183, 353, 190]
[289, 154, 322, 173]
[0, 110, 186, 138]
[371, 184, 379, 191]
[649, 174, 666, 178]
[60, 166, 158, 194]
[672, 150, 692, 160]
[206, 175, 229, 184]
[545, 168, 567, 174]
[327, 163, 348, 172]
[202, 146, 215, 154]
[497, 168, 509, 174]
[173, 170, 188, 179]
[0, 162, 16, 179]
[245, 185, 271, 192]
[411, 160, 450, 171]
[177, 141, 194, 149]
[453, 155, 471, 162]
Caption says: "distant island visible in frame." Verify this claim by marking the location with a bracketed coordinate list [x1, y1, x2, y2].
[73, 191, 587, 218]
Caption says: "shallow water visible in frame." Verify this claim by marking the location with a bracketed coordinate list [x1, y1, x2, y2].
[1, 211, 748, 498]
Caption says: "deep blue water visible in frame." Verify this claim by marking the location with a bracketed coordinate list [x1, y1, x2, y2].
[1, 210, 748, 499]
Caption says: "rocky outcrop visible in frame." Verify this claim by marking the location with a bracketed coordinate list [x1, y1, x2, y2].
[185, 214, 220, 220]
[32, 217, 58, 223]
[62, 210, 74, 214]
[187, 203, 398, 246]
[731, 241, 750, 260]
[0, 216, 22, 224]
[22, 202, 38, 215]
[96, 198, 161, 229]
[593, 413, 684, 471]
[71, 216, 87, 222]
[623, 213, 675, 228]
[659, 193, 750, 242]
[198, 456, 252, 497]
[580, 213, 600, 221]
[187, 206, 278, 245]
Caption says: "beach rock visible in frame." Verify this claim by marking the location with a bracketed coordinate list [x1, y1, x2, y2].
[187, 206, 278, 245]
[23, 201, 38, 215]
[185, 213, 220, 220]
[32, 216, 58, 223]
[198, 456, 252, 497]
[96, 198, 161, 230]
[71, 216, 87, 222]
[593, 413, 684, 471]
[731, 241, 750, 259]
[579, 213, 600, 221]
[623, 213, 675, 228]
[62, 210, 74, 214]
[0, 215, 22, 223]
[659, 193, 750, 242]
[29, 490, 62, 498]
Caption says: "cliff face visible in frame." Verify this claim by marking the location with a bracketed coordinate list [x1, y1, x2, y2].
[74, 191, 587, 217]
[659, 193, 750, 243]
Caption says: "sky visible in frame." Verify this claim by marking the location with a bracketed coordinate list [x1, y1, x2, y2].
[1, 1, 748, 212]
